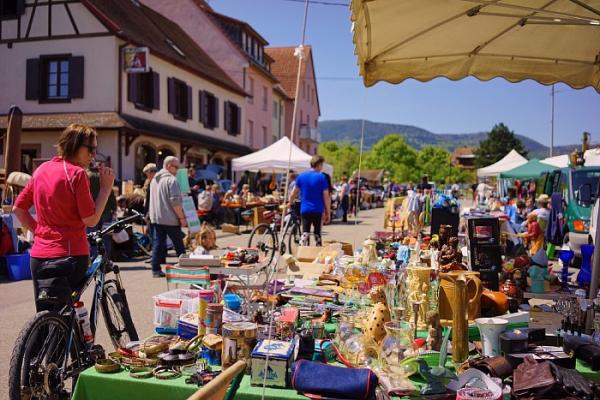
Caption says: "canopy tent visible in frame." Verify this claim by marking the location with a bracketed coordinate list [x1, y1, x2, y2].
[477, 149, 528, 177]
[231, 137, 333, 175]
[351, 0, 600, 91]
[499, 159, 556, 179]
[542, 148, 600, 168]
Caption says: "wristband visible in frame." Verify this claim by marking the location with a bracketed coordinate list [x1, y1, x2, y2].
[95, 359, 121, 373]
[129, 367, 154, 379]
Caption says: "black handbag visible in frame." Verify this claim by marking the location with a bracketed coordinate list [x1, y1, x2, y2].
[563, 335, 600, 371]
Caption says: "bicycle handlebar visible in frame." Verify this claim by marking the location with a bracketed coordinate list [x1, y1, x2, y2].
[86, 210, 144, 242]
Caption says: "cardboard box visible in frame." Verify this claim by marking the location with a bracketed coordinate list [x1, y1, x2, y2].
[294, 246, 324, 262]
[251, 340, 294, 388]
[287, 261, 327, 279]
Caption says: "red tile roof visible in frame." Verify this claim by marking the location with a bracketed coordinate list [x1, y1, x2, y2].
[82, 0, 246, 96]
[266, 46, 313, 99]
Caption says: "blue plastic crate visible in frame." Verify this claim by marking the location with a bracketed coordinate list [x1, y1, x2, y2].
[6, 252, 31, 281]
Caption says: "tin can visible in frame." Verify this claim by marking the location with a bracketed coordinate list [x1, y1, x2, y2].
[198, 298, 207, 337]
[222, 322, 257, 370]
[205, 303, 223, 335]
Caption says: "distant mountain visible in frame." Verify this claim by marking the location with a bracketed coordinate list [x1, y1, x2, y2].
[319, 119, 578, 159]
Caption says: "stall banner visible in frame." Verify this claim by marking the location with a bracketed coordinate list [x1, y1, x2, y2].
[123, 47, 149, 73]
[177, 168, 191, 193]
[182, 195, 200, 234]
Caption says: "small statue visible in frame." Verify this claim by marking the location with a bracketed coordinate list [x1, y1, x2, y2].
[370, 286, 387, 306]
[518, 214, 544, 256]
[438, 225, 452, 248]
[426, 310, 442, 351]
[361, 237, 379, 266]
[527, 249, 550, 294]
[438, 237, 466, 272]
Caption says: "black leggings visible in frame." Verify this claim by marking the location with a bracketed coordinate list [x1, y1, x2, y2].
[301, 212, 322, 246]
[31, 256, 89, 312]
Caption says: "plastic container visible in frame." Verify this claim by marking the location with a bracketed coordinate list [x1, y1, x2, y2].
[6, 252, 31, 281]
[153, 289, 204, 329]
[74, 301, 94, 345]
[223, 293, 241, 312]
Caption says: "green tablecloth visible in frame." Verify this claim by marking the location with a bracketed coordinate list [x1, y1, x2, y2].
[71, 367, 305, 400]
[72, 359, 600, 400]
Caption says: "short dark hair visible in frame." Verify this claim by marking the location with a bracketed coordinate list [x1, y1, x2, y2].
[310, 154, 325, 168]
[57, 123, 97, 158]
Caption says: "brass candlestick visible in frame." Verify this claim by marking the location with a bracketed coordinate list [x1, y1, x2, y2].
[452, 274, 469, 364]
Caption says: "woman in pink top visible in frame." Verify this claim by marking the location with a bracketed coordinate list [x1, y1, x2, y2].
[14, 124, 114, 311]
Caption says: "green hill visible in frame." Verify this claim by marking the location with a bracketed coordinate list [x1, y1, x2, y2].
[319, 119, 576, 159]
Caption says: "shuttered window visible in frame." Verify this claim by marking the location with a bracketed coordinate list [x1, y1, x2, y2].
[25, 55, 84, 102]
[167, 77, 192, 120]
[199, 90, 218, 129]
[224, 101, 241, 136]
[0, 0, 25, 19]
[128, 71, 159, 111]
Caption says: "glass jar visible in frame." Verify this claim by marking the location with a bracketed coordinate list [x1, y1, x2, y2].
[379, 321, 417, 379]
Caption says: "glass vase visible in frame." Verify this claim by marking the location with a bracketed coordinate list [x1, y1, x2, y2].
[379, 321, 417, 381]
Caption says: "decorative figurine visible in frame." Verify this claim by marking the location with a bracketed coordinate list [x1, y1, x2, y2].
[426, 310, 442, 351]
[527, 249, 550, 294]
[438, 237, 466, 272]
[405, 265, 431, 329]
[361, 237, 379, 266]
[438, 225, 452, 248]
[366, 302, 391, 343]
[519, 214, 544, 256]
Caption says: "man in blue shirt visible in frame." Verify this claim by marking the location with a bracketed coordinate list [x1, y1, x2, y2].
[288, 155, 331, 246]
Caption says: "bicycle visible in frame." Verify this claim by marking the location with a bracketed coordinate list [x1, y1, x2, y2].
[248, 203, 301, 267]
[8, 211, 142, 400]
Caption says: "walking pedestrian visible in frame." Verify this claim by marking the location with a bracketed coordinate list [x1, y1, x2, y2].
[149, 156, 187, 278]
[13, 124, 114, 311]
[288, 155, 331, 246]
[340, 175, 350, 223]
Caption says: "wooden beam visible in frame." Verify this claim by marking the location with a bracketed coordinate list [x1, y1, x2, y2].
[25, 0, 38, 39]
[64, 2, 78, 35]
[0, 31, 112, 44]
[124, 130, 139, 157]
[180, 143, 193, 159]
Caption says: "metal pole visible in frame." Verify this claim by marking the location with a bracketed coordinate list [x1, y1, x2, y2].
[550, 84, 555, 157]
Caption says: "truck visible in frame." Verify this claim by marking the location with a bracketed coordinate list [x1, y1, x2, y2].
[537, 166, 600, 256]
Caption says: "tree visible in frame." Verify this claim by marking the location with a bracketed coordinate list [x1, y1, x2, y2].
[364, 134, 419, 182]
[318, 141, 360, 181]
[417, 146, 470, 184]
[474, 123, 528, 168]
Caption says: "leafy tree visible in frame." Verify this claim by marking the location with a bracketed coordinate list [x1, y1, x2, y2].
[474, 123, 528, 168]
[364, 134, 419, 182]
[318, 141, 360, 180]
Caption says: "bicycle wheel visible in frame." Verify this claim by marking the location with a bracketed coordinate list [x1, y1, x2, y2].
[248, 223, 276, 266]
[287, 222, 301, 256]
[9, 311, 82, 400]
[101, 280, 138, 349]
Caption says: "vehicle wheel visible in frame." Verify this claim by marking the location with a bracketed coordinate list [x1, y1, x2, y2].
[101, 281, 138, 349]
[287, 223, 301, 256]
[248, 224, 276, 266]
[9, 311, 82, 400]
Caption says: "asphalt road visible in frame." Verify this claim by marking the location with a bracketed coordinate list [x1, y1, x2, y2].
[0, 206, 384, 399]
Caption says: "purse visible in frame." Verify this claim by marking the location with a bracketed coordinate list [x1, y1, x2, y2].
[513, 356, 559, 399]
[291, 360, 378, 400]
[563, 335, 600, 371]
[469, 356, 513, 379]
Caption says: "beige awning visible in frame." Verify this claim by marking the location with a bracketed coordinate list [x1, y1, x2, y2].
[351, 0, 600, 91]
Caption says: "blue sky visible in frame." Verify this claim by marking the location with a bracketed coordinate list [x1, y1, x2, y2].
[211, 0, 600, 147]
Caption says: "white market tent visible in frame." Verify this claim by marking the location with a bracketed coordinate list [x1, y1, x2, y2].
[231, 136, 333, 175]
[542, 148, 600, 168]
[477, 149, 528, 177]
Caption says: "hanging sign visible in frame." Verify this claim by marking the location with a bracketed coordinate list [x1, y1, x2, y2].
[123, 47, 149, 73]
[182, 195, 201, 234]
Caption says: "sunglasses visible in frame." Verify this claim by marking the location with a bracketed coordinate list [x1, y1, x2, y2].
[83, 144, 97, 154]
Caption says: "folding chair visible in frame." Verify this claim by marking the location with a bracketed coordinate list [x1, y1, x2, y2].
[165, 264, 210, 290]
[186, 360, 246, 400]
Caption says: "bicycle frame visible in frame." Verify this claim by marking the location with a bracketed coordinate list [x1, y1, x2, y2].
[54, 212, 142, 379]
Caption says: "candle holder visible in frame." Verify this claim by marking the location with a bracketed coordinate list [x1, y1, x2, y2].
[558, 249, 574, 292]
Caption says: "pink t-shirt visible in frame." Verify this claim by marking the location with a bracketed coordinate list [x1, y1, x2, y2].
[15, 157, 95, 258]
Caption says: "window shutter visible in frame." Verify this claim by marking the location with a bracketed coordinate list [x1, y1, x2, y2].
[198, 91, 204, 123]
[70, 56, 84, 98]
[214, 97, 219, 128]
[167, 78, 176, 115]
[127, 73, 137, 103]
[152, 72, 160, 109]
[186, 85, 192, 120]
[25, 58, 40, 100]
[235, 104, 241, 135]
[224, 101, 230, 133]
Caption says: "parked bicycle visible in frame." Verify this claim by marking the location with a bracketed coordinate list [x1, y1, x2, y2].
[248, 203, 301, 266]
[9, 212, 142, 400]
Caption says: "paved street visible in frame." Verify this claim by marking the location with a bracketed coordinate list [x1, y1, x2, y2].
[0, 207, 384, 399]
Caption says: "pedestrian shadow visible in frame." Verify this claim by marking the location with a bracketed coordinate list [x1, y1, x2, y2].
[114, 265, 149, 271]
